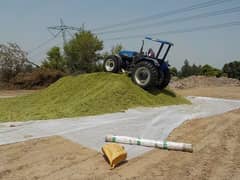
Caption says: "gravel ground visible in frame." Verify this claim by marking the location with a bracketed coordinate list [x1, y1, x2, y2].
[170, 76, 240, 89]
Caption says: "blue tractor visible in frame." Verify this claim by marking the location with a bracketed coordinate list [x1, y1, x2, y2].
[103, 37, 173, 89]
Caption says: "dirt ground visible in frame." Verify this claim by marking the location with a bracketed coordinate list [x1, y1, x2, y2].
[169, 76, 240, 90]
[176, 86, 240, 100]
[0, 87, 240, 180]
[0, 90, 37, 98]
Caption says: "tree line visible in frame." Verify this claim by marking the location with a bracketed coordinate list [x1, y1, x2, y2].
[0, 30, 239, 88]
[170, 59, 240, 79]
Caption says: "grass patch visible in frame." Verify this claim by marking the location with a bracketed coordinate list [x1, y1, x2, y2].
[0, 73, 190, 122]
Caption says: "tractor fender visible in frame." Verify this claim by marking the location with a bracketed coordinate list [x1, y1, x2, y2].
[136, 57, 160, 67]
[160, 61, 169, 72]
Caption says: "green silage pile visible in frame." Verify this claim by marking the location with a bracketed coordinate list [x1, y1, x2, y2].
[0, 73, 189, 122]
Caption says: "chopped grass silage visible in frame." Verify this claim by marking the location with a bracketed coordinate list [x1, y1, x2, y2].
[0, 73, 190, 122]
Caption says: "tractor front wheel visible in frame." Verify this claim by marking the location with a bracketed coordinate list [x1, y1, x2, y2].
[132, 61, 158, 89]
[103, 55, 121, 73]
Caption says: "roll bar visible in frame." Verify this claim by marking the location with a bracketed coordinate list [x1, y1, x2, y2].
[145, 36, 174, 61]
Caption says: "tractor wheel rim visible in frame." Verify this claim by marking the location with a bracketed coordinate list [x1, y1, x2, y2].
[105, 59, 115, 71]
[135, 67, 151, 86]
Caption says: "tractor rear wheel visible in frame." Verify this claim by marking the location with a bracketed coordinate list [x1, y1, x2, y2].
[158, 69, 171, 89]
[132, 61, 158, 89]
[103, 55, 121, 73]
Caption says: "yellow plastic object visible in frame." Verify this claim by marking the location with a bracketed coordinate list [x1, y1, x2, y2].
[102, 143, 127, 168]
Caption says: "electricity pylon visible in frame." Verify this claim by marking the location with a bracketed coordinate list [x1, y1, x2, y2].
[48, 18, 82, 46]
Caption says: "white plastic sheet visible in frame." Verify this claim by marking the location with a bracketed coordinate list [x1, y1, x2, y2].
[0, 96, 240, 159]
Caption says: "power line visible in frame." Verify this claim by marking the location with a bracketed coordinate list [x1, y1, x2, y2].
[28, 40, 62, 59]
[27, 1, 236, 57]
[28, 42, 63, 65]
[92, 0, 235, 31]
[96, 6, 240, 35]
[25, 59, 40, 68]
[105, 21, 240, 41]
[27, 31, 60, 55]
[28, 47, 50, 60]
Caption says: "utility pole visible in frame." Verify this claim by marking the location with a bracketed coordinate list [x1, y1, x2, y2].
[48, 18, 82, 47]
[81, 23, 85, 31]
[60, 18, 67, 45]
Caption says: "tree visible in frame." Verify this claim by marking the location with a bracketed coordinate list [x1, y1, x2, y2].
[101, 51, 110, 60]
[64, 30, 103, 73]
[180, 59, 192, 77]
[178, 59, 223, 78]
[0, 43, 28, 82]
[201, 64, 222, 77]
[42, 46, 65, 71]
[222, 61, 240, 80]
[111, 44, 123, 55]
[170, 67, 178, 76]
[191, 64, 202, 76]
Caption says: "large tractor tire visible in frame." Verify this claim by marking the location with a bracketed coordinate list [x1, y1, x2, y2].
[103, 55, 121, 73]
[156, 70, 165, 87]
[158, 69, 171, 89]
[131, 61, 158, 89]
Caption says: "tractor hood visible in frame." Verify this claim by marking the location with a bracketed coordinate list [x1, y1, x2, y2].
[119, 50, 138, 58]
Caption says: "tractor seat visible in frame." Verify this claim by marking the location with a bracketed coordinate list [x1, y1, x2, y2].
[147, 48, 155, 58]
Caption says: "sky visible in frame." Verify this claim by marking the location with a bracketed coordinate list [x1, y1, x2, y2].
[0, 0, 240, 69]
